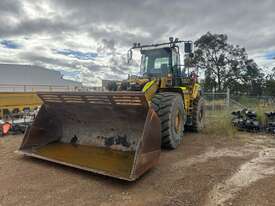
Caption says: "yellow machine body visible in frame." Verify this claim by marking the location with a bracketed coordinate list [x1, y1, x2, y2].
[132, 78, 201, 117]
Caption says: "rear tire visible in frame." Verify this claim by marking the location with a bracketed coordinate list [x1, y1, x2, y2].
[190, 97, 205, 132]
[152, 93, 185, 149]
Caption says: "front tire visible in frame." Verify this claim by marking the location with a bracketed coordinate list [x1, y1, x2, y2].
[152, 93, 185, 149]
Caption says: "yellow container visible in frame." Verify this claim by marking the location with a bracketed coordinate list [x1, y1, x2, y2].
[0, 92, 42, 118]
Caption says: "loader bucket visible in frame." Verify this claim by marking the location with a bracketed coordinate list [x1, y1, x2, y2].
[18, 92, 161, 181]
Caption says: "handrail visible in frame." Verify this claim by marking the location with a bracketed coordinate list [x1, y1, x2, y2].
[0, 84, 75, 87]
[0, 84, 79, 92]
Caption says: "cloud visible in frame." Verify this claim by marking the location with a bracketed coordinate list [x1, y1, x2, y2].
[0, 0, 275, 86]
[0, 18, 76, 38]
[54, 49, 97, 60]
[0, 0, 22, 15]
[97, 38, 116, 55]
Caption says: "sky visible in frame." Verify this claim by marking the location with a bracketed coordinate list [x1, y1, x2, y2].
[0, 0, 275, 86]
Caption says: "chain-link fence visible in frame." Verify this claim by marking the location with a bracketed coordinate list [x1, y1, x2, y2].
[203, 89, 248, 118]
[204, 89, 275, 117]
[231, 95, 275, 108]
[204, 91, 229, 112]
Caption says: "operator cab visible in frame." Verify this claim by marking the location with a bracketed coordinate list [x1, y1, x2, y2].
[140, 47, 181, 78]
[127, 38, 194, 86]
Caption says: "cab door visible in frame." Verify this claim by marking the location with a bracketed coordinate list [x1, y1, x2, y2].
[171, 50, 181, 86]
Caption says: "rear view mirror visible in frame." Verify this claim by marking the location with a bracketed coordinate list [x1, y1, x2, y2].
[127, 49, 133, 64]
[184, 42, 193, 53]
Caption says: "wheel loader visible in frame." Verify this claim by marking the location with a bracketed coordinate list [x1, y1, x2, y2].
[17, 38, 205, 181]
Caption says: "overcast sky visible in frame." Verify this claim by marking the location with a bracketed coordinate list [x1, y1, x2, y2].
[0, 0, 275, 86]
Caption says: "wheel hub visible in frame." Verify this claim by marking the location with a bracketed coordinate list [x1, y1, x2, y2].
[174, 111, 182, 133]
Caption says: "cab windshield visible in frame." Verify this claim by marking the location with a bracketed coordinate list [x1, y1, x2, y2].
[140, 48, 171, 76]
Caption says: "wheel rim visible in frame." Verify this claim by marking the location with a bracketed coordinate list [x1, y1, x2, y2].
[174, 110, 182, 134]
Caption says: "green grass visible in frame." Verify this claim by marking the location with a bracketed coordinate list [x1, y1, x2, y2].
[237, 96, 259, 107]
[255, 105, 275, 125]
[203, 110, 237, 138]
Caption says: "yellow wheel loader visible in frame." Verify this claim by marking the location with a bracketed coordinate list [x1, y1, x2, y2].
[18, 38, 204, 181]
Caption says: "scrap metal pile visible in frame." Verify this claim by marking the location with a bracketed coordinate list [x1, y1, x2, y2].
[265, 112, 275, 134]
[0, 110, 37, 137]
[231, 109, 275, 134]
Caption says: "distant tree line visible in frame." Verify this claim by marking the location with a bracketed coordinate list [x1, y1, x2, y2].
[191, 32, 275, 96]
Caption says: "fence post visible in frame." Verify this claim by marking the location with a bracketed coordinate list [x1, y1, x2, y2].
[212, 88, 215, 111]
[226, 88, 230, 108]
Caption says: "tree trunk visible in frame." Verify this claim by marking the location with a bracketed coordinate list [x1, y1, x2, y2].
[217, 67, 222, 91]
[217, 76, 221, 91]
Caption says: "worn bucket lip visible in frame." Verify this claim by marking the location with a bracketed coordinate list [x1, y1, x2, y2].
[37, 91, 149, 109]
[36, 91, 148, 99]
[15, 150, 136, 181]
[37, 91, 145, 94]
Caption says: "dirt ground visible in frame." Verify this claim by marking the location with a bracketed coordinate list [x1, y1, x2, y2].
[1, 133, 275, 206]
